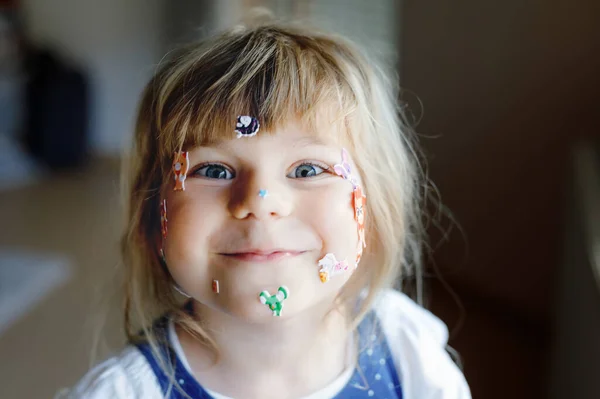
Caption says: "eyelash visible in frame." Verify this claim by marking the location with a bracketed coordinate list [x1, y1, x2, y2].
[289, 161, 331, 179]
[191, 163, 235, 180]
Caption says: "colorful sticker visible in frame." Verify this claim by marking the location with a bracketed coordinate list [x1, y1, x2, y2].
[259, 286, 289, 316]
[160, 199, 168, 239]
[354, 186, 367, 250]
[235, 115, 260, 138]
[258, 189, 269, 198]
[212, 280, 220, 294]
[318, 253, 350, 283]
[334, 148, 367, 268]
[172, 151, 189, 191]
[334, 148, 358, 189]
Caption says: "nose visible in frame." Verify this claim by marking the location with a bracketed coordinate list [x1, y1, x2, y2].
[228, 173, 293, 220]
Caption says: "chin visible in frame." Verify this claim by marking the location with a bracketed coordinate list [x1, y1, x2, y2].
[191, 262, 352, 323]
[206, 301, 292, 324]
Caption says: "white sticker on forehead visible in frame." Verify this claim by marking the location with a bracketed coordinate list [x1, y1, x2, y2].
[333, 148, 358, 188]
[235, 115, 260, 138]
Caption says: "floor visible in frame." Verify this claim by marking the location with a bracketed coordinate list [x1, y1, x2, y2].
[0, 159, 124, 398]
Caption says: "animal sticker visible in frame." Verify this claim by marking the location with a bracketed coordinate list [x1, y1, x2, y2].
[318, 253, 350, 283]
[334, 148, 359, 189]
[172, 151, 189, 191]
[259, 286, 289, 316]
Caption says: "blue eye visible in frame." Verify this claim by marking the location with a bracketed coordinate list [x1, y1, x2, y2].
[288, 163, 326, 179]
[194, 164, 234, 180]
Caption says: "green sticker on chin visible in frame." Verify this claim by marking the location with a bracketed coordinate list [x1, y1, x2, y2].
[259, 286, 289, 317]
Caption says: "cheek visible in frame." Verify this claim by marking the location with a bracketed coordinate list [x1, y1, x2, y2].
[163, 189, 223, 280]
[305, 183, 359, 259]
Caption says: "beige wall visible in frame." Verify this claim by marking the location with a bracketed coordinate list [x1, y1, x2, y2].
[21, 0, 164, 155]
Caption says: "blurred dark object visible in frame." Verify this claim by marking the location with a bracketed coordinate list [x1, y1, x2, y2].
[549, 139, 600, 399]
[23, 48, 89, 170]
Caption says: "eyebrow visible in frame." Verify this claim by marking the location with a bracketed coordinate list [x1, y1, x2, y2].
[202, 134, 331, 150]
[291, 136, 330, 148]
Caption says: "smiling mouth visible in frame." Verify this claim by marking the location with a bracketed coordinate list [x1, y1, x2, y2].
[220, 250, 305, 263]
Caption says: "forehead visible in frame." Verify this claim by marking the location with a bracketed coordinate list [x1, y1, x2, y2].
[184, 111, 351, 151]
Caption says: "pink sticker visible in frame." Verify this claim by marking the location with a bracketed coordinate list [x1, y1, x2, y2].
[334, 148, 358, 188]
[318, 253, 349, 283]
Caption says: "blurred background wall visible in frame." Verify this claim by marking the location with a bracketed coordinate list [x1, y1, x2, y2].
[401, 1, 600, 397]
[20, 0, 163, 155]
[402, 0, 599, 317]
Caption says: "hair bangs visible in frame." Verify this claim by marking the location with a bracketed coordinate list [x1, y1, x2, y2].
[154, 26, 358, 155]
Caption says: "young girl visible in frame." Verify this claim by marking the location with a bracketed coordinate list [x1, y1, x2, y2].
[67, 19, 470, 399]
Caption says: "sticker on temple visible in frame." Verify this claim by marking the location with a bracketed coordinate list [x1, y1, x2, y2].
[172, 151, 189, 191]
[334, 148, 358, 188]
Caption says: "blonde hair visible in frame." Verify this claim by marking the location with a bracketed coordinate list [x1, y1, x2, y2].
[121, 18, 425, 392]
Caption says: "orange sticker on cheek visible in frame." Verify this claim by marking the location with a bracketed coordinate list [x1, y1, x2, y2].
[354, 187, 367, 249]
[172, 151, 189, 191]
[334, 148, 367, 267]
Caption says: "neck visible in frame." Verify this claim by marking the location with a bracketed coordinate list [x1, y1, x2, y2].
[177, 299, 351, 398]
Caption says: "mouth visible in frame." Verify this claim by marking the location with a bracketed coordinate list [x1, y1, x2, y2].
[220, 250, 306, 263]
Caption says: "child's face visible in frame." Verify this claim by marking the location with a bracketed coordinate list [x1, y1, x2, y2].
[163, 120, 361, 321]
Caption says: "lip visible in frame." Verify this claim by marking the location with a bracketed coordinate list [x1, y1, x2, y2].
[220, 250, 305, 263]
